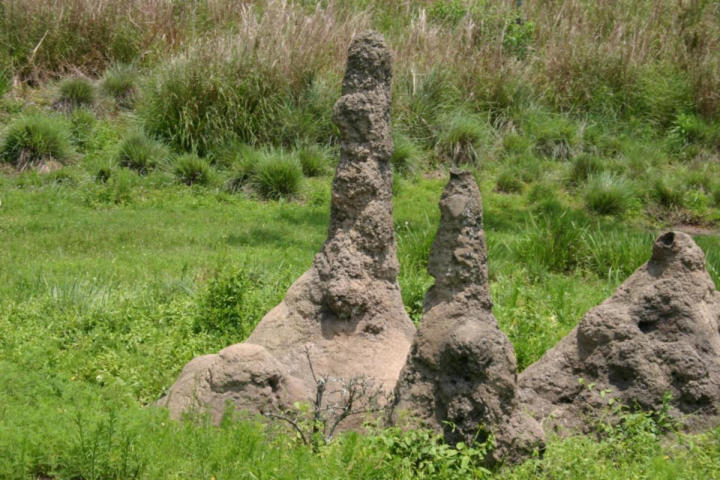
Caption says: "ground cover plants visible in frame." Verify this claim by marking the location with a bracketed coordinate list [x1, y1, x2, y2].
[1, 0, 720, 478]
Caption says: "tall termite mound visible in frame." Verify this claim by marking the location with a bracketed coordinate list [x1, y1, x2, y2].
[392, 170, 545, 464]
[160, 31, 416, 422]
[519, 231, 720, 432]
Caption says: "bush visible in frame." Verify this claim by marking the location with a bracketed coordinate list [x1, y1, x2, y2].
[101, 63, 137, 107]
[0, 114, 71, 168]
[584, 173, 636, 215]
[174, 153, 212, 186]
[297, 144, 329, 177]
[251, 152, 303, 199]
[115, 134, 169, 174]
[391, 133, 422, 176]
[56, 77, 95, 110]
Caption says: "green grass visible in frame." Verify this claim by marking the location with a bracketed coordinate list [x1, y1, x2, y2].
[174, 153, 213, 186]
[101, 63, 138, 108]
[0, 113, 72, 168]
[56, 77, 95, 110]
[115, 133, 170, 174]
[251, 151, 303, 199]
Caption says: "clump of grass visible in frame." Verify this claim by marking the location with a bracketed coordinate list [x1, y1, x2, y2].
[569, 155, 604, 186]
[225, 145, 264, 192]
[391, 133, 422, 176]
[56, 77, 95, 110]
[527, 112, 578, 160]
[297, 144, 329, 177]
[68, 108, 96, 150]
[251, 152, 303, 199]
[0, 114, 71, 168]
[436, 111, 491, 165]
[115, 134, 169, 174]
[652, 177, 685, 208]
[584, 173, 636, 215]
[101, 63, 137, 107]
[496, 168, 524, 193]
[174, 153, 212, 186]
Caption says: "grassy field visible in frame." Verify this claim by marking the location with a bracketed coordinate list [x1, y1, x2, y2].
[2, 0, 720, 478]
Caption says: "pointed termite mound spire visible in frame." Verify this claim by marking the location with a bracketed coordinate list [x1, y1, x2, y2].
[160, 31, 415, 426]
[519, 231, 720, 433]
[392, 170, 544, 464]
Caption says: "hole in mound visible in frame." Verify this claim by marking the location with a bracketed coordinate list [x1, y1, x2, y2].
[659, 232, 675, 247]
[638, 319, 658, 333]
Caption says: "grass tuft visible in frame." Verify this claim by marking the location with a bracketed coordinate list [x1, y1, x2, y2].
[101, 63, 138, 107]
[116, 134, 169, 174]
[0, 114, 71, 168]
[251, 151, 303, 199]
[297, 144, 329, 177]
[174, 153, 212, 186]
[56, 77, 95, 110]
[584, 173, 636, 216]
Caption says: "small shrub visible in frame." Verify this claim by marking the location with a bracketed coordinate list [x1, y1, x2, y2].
[0, 114, 71, 168]
[101, 63, 137, 108]
[428, 0, 467, 26]
[297, 144, 329, 177]
[584, 173, 635, 215]
[56, 77, 95, 110]
[496, 168, 524, 193]
[251, 152, 302, 199]
[174, 153, 212, 186]
[115, 134, 169, 174]
[391, 134, 422, 176]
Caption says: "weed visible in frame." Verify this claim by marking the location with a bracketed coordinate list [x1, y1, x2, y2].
[115, 134, 169, 174]
[0, 114, 71, 168]
[174, 153, 212, 186]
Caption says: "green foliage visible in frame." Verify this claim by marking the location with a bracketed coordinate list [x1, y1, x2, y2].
[115, 134, 169, 174]
[298, 144, 329, 177]
[496, 168, 524, 193]
[569, 155, 604, 186]
[57, 77, 95, 109]
[375, 427, 492, 479]
[174, 153, 212, 186]
[437, 111, 491, 165]
[428, 0, 467, 26]
[0, 114, 71, 168]
[225, 145, 264, 192]
[251, 152, 303, 199]
[584, 173, 636, 215]
[503, 20, 535, 58]
[139, 46, 287, 155]
[69, 108, 96, 150]
[527, 113, 578, 160]
[101, 63, 138, 108]
[391, 133, 422, 176]
[652, 177, 686, 208]
[632, 65, 694, 129]
[195, 268, 266, 338]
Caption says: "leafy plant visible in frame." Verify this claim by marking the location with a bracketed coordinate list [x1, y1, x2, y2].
[174, 153, 212, 186]
[0, 114, 71, 168]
